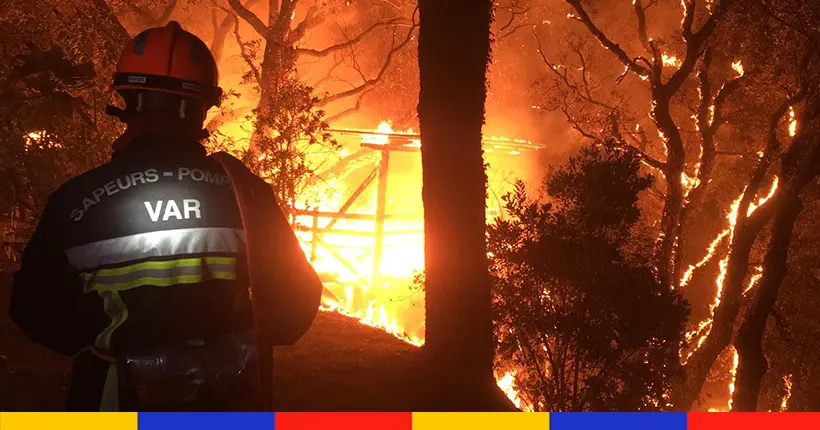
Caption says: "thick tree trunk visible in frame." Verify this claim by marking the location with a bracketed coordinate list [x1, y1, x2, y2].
[417, 0, 512, 411]
[732, 95, 820, 409]
[674, 194, 776, 411]
[652, 94, 686, 288]
[677, 87, 820, 410]
[732, 193, 803, 411]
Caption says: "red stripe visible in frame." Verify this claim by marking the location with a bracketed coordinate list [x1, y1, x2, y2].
[688, 412, 820, 430]
[275, 413, 412, 430]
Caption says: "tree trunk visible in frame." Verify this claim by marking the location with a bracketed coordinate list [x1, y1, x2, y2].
[732, 193, 803, 411]
[677, 86, 820, 411]
[417, 0, 512, 411]
[652, 94, 686, 288]
[674, 194, 776, 411]
[732, 92, 820, 409]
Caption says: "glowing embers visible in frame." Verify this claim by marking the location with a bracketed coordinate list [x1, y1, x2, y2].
[731, 60, 745, 78]
[780, 374, 793, 411]
[789, 106, 797, 137]
[728, 347, 739, 410]
[662, 54, 682, 68]
[23, 130, 62, 151]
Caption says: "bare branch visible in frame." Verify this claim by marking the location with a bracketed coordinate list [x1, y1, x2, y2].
[533, 30, 614, 110]
[228, 0, 269, 37]
[211, 0, 263, 62]
[235, 16, 261, 84]
[296, 17, 404, 58]
[270, 0, 281, 26]
[315, 10, 418, 107]
[634, 0, 652, 52]
[324, 89, 376, 124]
[710, 75, 747, 130]
[665, 0, 734, 92]
[681, 0, 697, 39]
[276, 0, 298, 29]
[289, 5, 326, 44]
[312, 57, 346, 89]
[498, 23, 540, 41]
[610, 114, 667, 171]
[497, 4, 531, 35]
[564, 0, 649, 77]
[696, 48, 714, 140]
[560, 106, 600, 141]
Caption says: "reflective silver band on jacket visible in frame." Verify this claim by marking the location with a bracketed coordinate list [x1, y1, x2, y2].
[65, 227, 246, 271]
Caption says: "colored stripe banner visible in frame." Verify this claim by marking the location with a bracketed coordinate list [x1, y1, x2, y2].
[1, 412, 820, 430]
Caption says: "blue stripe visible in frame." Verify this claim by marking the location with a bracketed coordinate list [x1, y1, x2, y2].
[138, 412, 275, 430]
[549, 412, 687, 430]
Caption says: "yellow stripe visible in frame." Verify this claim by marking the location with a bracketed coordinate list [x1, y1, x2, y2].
[95, 290, 128, 350]
[0, 413, 137, 430]
[84, 256, 236, 277]
[98, 364, 119, 412]
[90, 271, 237, 293]
[413, 413, 550, 430]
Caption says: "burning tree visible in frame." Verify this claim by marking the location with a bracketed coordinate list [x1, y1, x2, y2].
[221, 0, 417, 211]
[523, 0, 820, 411]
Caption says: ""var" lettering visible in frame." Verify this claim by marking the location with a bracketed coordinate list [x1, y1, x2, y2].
[144, 199, 201, 222]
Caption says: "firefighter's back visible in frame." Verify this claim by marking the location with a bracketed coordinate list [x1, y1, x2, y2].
[7, 21, 312, 411]
[55, 134, 253, 352]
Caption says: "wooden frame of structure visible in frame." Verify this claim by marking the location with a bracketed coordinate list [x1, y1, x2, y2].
[294, 128, 544, 287]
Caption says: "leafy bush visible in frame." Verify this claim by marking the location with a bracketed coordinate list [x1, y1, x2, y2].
[489, 145, 689, 411]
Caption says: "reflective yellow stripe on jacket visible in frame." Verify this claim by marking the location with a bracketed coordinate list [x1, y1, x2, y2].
[64, 227, 247, 351]
[80, 256, 238, 293]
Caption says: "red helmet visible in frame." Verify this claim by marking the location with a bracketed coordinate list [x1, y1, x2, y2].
[112, 21, 222, 109]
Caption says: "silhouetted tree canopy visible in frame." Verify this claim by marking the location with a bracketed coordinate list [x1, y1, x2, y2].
[489, 145, 688, 411]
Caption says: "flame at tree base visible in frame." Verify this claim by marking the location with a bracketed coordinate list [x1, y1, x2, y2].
[318, 294, 529, 409]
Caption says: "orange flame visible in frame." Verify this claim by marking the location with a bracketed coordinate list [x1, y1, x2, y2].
[789, 107, 797, 137]
[731, 60, 744, 78]
[496, 371, 532, 411]
[682, 179, 779, 363]
[708, 347, 739, 412]
[780, 374, 793, 411]
[727, 347, 739, 410]
[662, 54, 682, 68]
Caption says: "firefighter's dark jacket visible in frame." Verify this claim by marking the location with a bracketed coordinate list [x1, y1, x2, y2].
[9, 133, 320, 400]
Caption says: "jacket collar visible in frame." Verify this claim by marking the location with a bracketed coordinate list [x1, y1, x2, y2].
[111, 112, 209, 161]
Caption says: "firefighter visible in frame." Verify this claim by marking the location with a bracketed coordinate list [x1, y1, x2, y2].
[8, 21, 320, 411]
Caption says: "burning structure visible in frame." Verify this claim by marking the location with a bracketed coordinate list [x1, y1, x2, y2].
[289, 121, 545, 346]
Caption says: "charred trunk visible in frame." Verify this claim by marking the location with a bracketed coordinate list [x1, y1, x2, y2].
[674, 199, 775, 411]
[417, 0, 511, 411]
[732, 193, 803, 411]
[732, 96, 820, 409]
[653, 94, 686, 288]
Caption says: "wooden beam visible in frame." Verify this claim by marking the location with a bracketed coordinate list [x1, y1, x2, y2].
[372, 149, 390, 288]
[292, 210, 419, 221]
